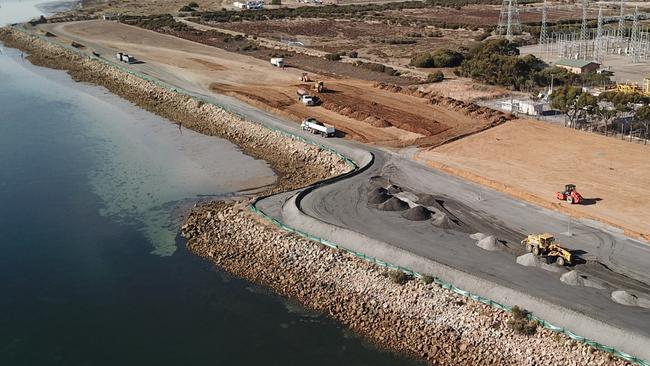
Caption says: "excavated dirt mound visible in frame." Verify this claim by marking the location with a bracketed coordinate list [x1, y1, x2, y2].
[402, 205, 431, 221]
[476, 235, 501, 251]
[368, 175, 389, 189]
[368, 187, 392, 204]
[378, 197, 409, 211]
[319, 92, 448, 136]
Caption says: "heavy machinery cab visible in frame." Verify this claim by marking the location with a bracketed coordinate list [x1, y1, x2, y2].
[522, 233, 572, 266]
[556, 183, 582, 204]
[538, 234, 555, 247]
[563, 184, 576, 193]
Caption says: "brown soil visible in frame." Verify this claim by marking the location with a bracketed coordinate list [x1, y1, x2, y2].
[417, 119, 650, 241]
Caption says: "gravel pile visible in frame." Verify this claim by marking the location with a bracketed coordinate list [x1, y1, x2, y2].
[401, 205, 431, 221]
[560, 270, 583, 286]
[367, 187, 391, 204]
[378, 197, 409, 211]
[431, 212, 452, 228]
[417, 193, 440, 207]
[476, 235, 501, 251]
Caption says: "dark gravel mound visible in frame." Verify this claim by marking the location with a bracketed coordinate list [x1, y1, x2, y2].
[368, 187, 391, 204]
[417, 194, 440, 206]
[368, 175, 389, 188]
[386, 185, 403, 195]
[401, 205, 431, 221]
[378, 197, 409, 211]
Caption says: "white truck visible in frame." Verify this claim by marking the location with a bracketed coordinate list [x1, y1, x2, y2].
[296, 89, 320, 106]
[301, 118, 335, 137]
[270, 57, 284, 67]
[116, 52, 136, 64]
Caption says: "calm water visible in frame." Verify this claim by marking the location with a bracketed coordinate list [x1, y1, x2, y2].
[0, 1, 419, 365]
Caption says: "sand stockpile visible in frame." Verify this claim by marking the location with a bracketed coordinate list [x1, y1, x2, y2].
[395, 191, 419, 203]
[476, 235, 501, 251]
[378, 197, 409, 211]
[368, 187, 392, 204]
[402, 206, 431, 221]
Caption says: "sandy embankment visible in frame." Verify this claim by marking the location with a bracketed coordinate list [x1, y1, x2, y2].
[0, 28, 635, 365]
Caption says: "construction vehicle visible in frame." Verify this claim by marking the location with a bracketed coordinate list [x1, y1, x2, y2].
[616, 83, 642, 94]
[521, 233, 572, 266]
[300, 73, 312, 82]
[301, 118, 335, 137]
[296, 89, 320, 106]
[556, 184, 582, 204]
[312, 80, 325, 93]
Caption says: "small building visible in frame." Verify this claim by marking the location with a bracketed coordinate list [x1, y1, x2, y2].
[554, 58, 600, 74]
[498, 99, 546, 116]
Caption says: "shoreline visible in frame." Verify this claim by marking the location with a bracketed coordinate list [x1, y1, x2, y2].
[0, 26, 639, 365]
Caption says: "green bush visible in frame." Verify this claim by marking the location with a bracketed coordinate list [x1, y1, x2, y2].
[179, 5, 194, 12]
[347, 50, 358, 58]
[427, 71, 444, 83]
[388, 270, 408, 285]
[421, 275, 434, 284]
[270, 0, 281, 5]
[410, 53, 434, 68]
[431, 48, 464, 67]
[325, 53, 341, 61]
[507, 305, 538, 335]
[188, 1, 199, 7]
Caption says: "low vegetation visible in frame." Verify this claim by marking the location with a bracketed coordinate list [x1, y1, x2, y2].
[388, 270, 409, 285]
[428, 71, 444, 83]
[507, 306, 538, 335]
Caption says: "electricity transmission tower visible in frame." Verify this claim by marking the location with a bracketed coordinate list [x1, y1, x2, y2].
[595, 7, 604, 62]
[497, 0, 521, 40]
[539, 0, 548, 51]
[618, 0, 625, 40]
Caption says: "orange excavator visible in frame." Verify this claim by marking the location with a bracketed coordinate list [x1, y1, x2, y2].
[556, 184, 583, 204]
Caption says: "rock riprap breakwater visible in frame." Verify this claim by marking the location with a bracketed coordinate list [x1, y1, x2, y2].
[182, 201, 631, 366]
[0, 28, 349, 193]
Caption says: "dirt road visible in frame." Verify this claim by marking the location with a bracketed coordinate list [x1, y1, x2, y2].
[417, 119, 650, 240]
[41, 20, 494, 147]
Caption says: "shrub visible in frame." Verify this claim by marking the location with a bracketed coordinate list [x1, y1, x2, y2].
[271, 0, 281, 4]
[428, 71, 444, 83]
[179, 5, 194, 12]
[388, 270, 408, 285]
[325, 53, 341, 61]
[410, 53, 434, 68]
[347, 50, 358, 58]
[431, 48, 464, 67]
[421, 275, 434, 284]
[507, 305, 538, 335]
[188, 1, 199, 7]
[427, 30, 443, 37]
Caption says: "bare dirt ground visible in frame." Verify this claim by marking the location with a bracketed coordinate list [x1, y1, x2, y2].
[41, 20, 497, 147]
[416, 119, 650, 241]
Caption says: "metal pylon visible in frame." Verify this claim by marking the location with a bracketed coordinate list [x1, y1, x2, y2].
[631, 6, 640, 62]
[595, 7, 604, 62]
[540, 0, 548, 50]
[497, 0, 521, 40]
[618, 0, 625, 40]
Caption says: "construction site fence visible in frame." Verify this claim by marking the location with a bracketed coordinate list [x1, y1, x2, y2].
[7, 26, 647, 366]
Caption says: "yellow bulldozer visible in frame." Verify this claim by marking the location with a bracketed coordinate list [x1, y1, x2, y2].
[521, 233, 572, 266]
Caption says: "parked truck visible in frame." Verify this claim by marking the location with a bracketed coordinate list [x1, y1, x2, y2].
[296, 89, 320, 106]
[270, 57, 284, 67]
[301, 118, 335, 137]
